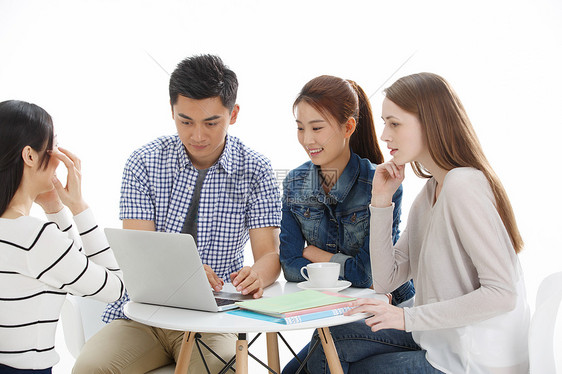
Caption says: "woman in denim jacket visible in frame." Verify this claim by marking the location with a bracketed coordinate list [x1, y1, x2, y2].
[280, 76, 415, 374]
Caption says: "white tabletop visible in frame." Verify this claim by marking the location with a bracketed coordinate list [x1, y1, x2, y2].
[124, 281, 386, 333]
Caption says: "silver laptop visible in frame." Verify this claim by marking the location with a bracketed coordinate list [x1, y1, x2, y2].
[105, 228, 252, 312]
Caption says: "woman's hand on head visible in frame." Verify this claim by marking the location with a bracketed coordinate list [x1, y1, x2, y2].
[345, 297, 406, 332]
[51, 147, 88, 215]
[371, 160, 405, 207]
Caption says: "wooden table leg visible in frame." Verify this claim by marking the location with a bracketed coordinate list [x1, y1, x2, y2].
[317, 327, 344, 374]
[266, 332, 281, 373]
[235, 333, 248, 373]
[175, 331, 196, 374]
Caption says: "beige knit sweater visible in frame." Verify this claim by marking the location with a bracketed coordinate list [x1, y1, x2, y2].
[370, 167, 529, 373]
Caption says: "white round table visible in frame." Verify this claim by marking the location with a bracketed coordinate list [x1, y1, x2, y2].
[125, 281, 386, 374]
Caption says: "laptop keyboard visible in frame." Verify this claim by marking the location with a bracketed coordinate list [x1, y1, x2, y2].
[215, 297, 237, 306]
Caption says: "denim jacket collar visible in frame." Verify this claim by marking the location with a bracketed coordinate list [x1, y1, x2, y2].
[304, 152, 361, 204]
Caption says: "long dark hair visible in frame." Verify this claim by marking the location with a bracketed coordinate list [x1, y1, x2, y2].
[384, 73, 523, 253]
[0, 100, 54, 215]
[293, 75, 384, 164]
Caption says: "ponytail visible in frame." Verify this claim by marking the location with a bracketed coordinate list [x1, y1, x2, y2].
[347, 80, 384, 165]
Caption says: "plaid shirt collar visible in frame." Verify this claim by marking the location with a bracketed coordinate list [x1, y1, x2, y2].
[175, 134, 235, 175]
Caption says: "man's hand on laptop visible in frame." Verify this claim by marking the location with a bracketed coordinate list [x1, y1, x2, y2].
[204, 264, 224, 292]
[230, 266, 264, 298]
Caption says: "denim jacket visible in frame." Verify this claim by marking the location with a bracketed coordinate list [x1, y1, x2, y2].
[280, 153, 414, 303]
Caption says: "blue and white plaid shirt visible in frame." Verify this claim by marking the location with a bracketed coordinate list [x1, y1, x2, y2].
[102, 134, 281, 322]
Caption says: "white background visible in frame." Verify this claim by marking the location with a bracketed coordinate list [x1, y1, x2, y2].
[1, 0, 562, 372]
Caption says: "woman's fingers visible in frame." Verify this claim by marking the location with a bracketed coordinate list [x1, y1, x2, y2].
[365, 315, 390, 332]
[344, 298, 384, 315]
[384, 160, 404, 180]
[344, 297, 406, 331]
[374, 161, 404, 182]
[383, 162, 398, 179]
[365, 302, 406, 331]
[49, 147, 86, 214]
[51, 148, 82, 176]
[58, 147, 81, 171]
[372, 160, 406, 205]
[51, 175, 63, 191]
[52, 148, 82, 183]
[50, 149, 75, 170]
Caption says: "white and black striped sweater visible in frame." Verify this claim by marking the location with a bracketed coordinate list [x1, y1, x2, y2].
[0, 208, 124, 370]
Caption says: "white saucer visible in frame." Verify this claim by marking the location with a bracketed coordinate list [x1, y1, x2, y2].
[297, 280, 352, 292]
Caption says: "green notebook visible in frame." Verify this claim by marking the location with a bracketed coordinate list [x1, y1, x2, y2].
[235, 290, 356, 317]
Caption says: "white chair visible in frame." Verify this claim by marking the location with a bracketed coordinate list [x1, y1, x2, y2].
[529, 271, 562, 373]
[60, 295, 175, 374]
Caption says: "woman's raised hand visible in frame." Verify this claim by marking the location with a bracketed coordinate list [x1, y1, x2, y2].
[34, 188, 64, 214]
[371, 160, 405, 207]
[51, 147, 88, 215]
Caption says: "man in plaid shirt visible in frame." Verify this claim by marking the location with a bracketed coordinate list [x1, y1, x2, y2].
[73, 55, 282, 374]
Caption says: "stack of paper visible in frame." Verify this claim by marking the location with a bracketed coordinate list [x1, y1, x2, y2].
[229, 290, 357, 325]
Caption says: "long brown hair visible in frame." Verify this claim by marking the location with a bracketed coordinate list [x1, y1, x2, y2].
[294, 75, 384, 164]
[384, 73, 523, 253]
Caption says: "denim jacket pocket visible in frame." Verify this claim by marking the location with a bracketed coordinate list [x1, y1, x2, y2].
[341, 208, 370, 252]
[291, 205, 324, 242]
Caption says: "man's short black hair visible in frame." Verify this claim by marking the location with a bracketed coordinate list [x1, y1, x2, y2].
[169, 54, 238, 111]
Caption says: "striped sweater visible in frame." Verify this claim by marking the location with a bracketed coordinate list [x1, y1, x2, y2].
[0, 208, 124, 370]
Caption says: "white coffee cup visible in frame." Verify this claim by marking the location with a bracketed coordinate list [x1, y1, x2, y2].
[300, 262, 340, 288]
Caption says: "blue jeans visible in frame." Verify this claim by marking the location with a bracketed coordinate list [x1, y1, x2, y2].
[282, 321, 442, 374]
[0, 365, 51, 374]
[348, 350, 441, 374]
[282, 284, 415, 374]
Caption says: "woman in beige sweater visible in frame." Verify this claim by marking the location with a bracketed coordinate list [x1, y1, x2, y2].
[306, 73, 529, 373]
